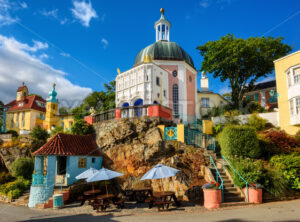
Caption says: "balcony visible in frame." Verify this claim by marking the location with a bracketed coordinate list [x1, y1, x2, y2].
[32, 174, 47, 186]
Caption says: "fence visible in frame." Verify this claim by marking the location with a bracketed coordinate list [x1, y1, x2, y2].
[184, 127, 216, 151]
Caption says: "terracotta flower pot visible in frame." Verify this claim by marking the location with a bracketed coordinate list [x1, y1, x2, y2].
[243, 188, 262, 204]
[203, 189, 222, 209]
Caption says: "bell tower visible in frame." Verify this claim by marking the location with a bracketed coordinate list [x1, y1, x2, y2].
[155, 8, 171, 42]
[16, 82, 28, 101]
[45, 83, 58, 130]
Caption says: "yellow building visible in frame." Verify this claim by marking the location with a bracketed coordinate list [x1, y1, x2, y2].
[5, 83, 75, 134]
[197, 72, 228, 119]
[274, 50, 300, 135]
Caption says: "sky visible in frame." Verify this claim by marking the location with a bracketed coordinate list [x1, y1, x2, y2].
[0, 0, 299, 107]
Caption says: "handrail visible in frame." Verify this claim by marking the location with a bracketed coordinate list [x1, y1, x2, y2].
[222, 155, 249, 202]
[209, 156, 224, 202]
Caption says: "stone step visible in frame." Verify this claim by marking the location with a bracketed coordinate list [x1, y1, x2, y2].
[224, 196, 244, 202]
[223, 190, 241, 196]
[221, 202, 250, 208]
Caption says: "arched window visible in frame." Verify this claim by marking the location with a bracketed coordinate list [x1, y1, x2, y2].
[173, 84, 179, 117]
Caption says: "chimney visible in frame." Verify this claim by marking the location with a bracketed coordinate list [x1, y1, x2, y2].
[200, 71, 209, 92]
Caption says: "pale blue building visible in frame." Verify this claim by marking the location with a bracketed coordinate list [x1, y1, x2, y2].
[28, 133, 103, 208]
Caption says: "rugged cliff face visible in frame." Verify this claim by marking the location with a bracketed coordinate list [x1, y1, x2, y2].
[94, 118, 207, 202]
[0, 146, 31, 171]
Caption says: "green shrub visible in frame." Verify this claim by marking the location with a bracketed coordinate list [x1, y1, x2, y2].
[257, 134, 279, 160]
[262, 167, 288, 198]
[231, 157, 264, 188]
[6, 130, 18, 138]
[265, 130, 300, 152]
[0, 172, 14, 184]
[30, 126, 49, 142]
[219, 125, 261, 158]
[248, 113, 267, 131]
[0, 178, 30, 199]
[10, 158, 34, 180]
[270, 153, 300, 190]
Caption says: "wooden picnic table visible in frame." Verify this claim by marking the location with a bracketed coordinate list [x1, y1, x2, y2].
[123, 187, 153, 203]
[150, 191, 180, 211]
[80, 189, 101, 206]
[93, 194, 124, 212]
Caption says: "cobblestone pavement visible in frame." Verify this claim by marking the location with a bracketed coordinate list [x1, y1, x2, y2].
[0, 199, 300, 222]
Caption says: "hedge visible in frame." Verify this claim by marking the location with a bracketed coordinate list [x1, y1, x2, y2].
[218, 125, 261, 159]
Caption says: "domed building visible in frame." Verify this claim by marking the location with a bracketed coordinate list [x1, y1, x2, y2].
[115, 9, 197, 123]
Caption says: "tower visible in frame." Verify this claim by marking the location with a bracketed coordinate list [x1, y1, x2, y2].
[201, 71, 209, 92]
[45, 83, 58, 130]
[16, 82, 28, 101]
[155, 8, 171, 42]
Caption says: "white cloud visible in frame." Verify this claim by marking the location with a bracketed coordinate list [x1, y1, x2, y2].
[199, 0, 210, 8]
[60, 17, 68, 25]
[219, 85, 231, 95]
[39, 9, 58, 19]
[0, 35, 92, 106]
[20, 2, 27, 9]
[71, 0, 97, 27]
[60, 52, 71, 57]
[0, 0, 18, 26]
[39, 53, 48, 59]
[256, 75, 276, 84]
[101, 38, 108, 49]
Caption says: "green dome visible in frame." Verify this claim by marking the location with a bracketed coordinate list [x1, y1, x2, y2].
[134, 40, 195, 68]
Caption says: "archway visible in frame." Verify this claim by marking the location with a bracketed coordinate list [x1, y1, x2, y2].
[133, 98, 143, 117]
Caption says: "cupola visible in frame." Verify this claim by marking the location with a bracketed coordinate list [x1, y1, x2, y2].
[154, 8, 171, 42]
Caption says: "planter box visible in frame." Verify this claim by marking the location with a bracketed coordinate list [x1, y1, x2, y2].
[203, 189, 222, 209]
[243, 188, 262, 204]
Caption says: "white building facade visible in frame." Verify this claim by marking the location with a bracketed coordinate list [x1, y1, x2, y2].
[115, 9, 197, 123]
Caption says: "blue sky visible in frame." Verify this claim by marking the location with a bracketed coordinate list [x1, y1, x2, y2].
[0, 0, 299, 106]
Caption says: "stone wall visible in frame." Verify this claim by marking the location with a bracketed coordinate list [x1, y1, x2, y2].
[28, 185, 53, 208]
[0, 146, 31, 171]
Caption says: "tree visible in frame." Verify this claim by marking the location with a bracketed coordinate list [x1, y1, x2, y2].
[70, 81, 116, 117]
[197, 34, 292, 108]
[30, 126, 49, 142]
[50, 126, 64, 137]
[71, 119, 95, 135]
[59, 107, 69, 115]
[11, 158, 34, 180]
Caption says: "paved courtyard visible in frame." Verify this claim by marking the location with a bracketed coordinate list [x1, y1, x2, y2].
[0, 199, 300, 222]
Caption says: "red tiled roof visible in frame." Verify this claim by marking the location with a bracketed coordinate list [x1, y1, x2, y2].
[5, 95, 46, 112]
[17, 85, 27, 92]
[33, 133, 103, 156]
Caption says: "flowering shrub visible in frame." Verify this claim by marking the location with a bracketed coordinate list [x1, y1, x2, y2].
[264, 130, 300, 152]
[202, 181, 220, 189]
[249, 183, 263, 189]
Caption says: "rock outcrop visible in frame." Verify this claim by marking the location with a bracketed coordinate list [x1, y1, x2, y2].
[94, 118, 207, 202]
[0, 146, 31, 171]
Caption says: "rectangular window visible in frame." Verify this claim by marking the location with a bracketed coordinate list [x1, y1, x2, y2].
[201, 98, 210, 108]
[78, 158, 87, 168]
[16, 113, 19, 127]
[254, 93, 259, 101]
[294, 68, 300, 85]
[92, 158, 95, 163]
[287, 71, 292, 87]
[296, 97, 300, 114]
[156, 77, 160, 86]
[164, 90, 166, 97]
[21, 112, 25, 127]
[290, 100, 294, 115]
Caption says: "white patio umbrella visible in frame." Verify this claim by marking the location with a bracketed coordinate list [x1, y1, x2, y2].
[86, 168, 124, 196]
[141, 164, 180, 191]
[75, 167, 99, 191]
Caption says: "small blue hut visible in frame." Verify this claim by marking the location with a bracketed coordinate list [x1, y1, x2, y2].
[28, 133, 103, 208]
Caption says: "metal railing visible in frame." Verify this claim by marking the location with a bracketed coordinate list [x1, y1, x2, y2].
[209, 156, 224, 202]
[222, 155, 249, 202]
[32, 174, 47, 186]
[94, 109, 116, 122]
[184, 127, 216, 152]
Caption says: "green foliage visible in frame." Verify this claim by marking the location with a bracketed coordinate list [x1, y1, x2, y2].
[6, 130, 18, 138]
[248, 113, 267, 131]
[197, 34, 292, 108]
[10, 158, 34, 180]
[213, 124, 224, 135]
[257, 134, 279, 160]
[0, 172, 14, 184]
[59, 107, 69, 115]
[30, 125, 49, 142]
[262, 167, 288, 198]
[71, 119, 95, 135]
[245, 101, 266, 114]
[231, 157, 264, 188]
[270, 154, 300, 190]
[219, 125, 261, 158]
[50, 126, 64, 137]
[70, 81, 116, 117]
[0, 178, 30, 199]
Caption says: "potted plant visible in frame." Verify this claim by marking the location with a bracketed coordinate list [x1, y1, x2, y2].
[243, 183, 263, 204]
[202, 182, 222, 209]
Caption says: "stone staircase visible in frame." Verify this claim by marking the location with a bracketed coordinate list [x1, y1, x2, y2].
[35, 187, 70, 209]
[12, 190, 30, 207]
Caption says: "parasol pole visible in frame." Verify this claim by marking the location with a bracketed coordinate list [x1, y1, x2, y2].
[105, 181, 108, 197]
[160, 178, 164, 192]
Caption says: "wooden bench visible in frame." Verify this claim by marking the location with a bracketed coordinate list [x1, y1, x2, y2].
[93, 202, 110, 212]
[154, 200, 173, 211]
